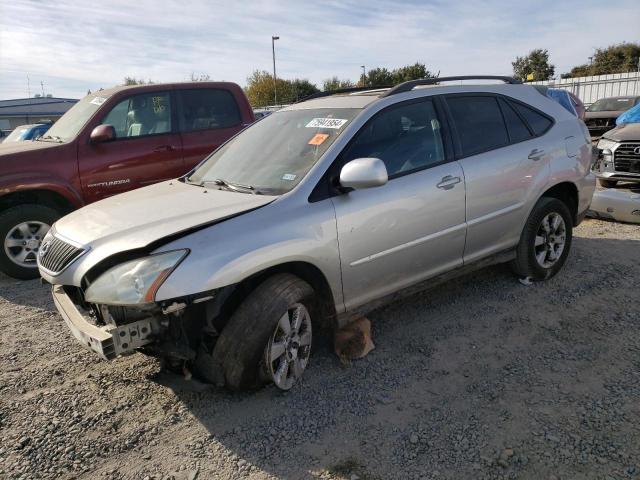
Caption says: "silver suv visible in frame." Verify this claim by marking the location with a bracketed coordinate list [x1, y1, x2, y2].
[39, 76, 595, 391]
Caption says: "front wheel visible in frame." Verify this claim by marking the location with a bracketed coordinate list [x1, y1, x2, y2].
[511, 197, 573, 281]
[194, 274, 315, 391]
[0, 204, 60, 279]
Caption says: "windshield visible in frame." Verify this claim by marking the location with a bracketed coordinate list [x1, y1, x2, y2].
[5, 127, 31, 142]
[44, 94, 110, 142]
[587, 97, 636, 112]
[187, 108, 360, 194]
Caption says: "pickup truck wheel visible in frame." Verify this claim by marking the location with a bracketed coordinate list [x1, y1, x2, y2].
[598, 179, 617, 188]
[511, 197, 573, 281]
[195, 274, 315, 391]
[0, 204, 60, 280]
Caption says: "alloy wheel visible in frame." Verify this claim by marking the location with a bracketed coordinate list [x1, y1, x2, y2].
[534, 212, 566, 269]
[3, 221, 50, 269]
[265, 302, 312, 390]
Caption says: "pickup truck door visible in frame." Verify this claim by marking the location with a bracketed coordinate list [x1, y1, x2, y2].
[330, 98, 466, 311]
[176, 88, 249, 171]
[78, 90, 184, 203]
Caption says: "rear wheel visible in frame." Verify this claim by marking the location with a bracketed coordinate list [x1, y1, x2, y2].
[511, 197, 573, 281]
[194, 274, 315, 391]
[0, 204, 60, 279]
[598, 179, 618, 188]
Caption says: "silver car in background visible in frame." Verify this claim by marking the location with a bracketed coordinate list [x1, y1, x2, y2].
[39, 76, 595, 391]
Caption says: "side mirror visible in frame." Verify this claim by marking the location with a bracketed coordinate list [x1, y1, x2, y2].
[90, 124, 116, 143]
[339, 158, 388, 190]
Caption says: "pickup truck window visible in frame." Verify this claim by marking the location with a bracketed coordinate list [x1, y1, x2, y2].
[178, 89, 242, 132]
[44, 94, 108, 142]
[102, 92, 172, 138]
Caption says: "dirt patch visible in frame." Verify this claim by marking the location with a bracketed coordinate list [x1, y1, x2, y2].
[0, 218, 639, 479]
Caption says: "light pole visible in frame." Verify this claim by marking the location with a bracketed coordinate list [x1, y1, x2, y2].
[361, 65, 366, 86]
[272, 35, 279, 105]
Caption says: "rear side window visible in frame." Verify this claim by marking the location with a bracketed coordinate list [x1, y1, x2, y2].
[446, 96, 508, 156]
[498, 98, 532, 143]
[511, 102, 553, 136]
[178, 89, 241, 132]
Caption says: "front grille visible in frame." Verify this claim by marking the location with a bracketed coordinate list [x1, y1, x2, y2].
[614, 143, 640, 173]
[38, 236, 85, 274]
[586, 117, 615, 128]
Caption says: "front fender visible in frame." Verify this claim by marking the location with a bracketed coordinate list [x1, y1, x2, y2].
[154, 198, 344, 313]
[0, 173, 84, 208]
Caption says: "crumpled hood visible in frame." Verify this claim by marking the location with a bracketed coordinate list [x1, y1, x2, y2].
[52, 180, 276, 274]
[601, 123, 640, 142]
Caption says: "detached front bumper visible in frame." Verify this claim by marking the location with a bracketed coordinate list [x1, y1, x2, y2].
[52, 285, 156, 360]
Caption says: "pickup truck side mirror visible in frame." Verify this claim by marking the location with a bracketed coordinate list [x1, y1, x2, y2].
[90, 124, 116, 143]
[339, 158, 388, 190]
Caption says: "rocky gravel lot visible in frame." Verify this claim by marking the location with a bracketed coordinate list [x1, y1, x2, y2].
[0, 218, 639, 480]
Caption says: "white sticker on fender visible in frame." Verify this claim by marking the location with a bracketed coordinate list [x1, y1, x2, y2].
[90, 96, 107, 105]
[305, 118, 348, 129]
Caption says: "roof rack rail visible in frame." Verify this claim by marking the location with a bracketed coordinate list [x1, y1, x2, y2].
[300, 85, 393, 102]
[380, 76, 522, 97]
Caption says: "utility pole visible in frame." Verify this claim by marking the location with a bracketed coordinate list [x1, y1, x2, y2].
[361, 65, 366, 86]
[272, 35, 279, 106]
[40, 81, 45, 97]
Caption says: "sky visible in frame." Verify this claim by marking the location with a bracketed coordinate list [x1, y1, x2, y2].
[1, 0, 639, 100]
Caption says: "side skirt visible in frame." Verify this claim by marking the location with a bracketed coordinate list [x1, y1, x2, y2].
[336, 248, 516, 328]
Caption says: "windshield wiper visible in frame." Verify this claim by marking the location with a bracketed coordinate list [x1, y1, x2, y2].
[37, 134, 63, 143]
[208, 178, 256, 194]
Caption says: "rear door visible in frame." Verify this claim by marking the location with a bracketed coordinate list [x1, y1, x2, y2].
[78, 90, 184, 202]
[330, 97, 466, 311]
[177, 88, 247, 170]
[444, 94, 552, 262]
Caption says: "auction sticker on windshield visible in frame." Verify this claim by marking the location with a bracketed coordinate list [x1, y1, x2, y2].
[306, 118, 348, 129]
[308, 133, 329, 145]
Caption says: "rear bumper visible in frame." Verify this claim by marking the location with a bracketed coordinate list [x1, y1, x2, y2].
[52, 285, 155, 360]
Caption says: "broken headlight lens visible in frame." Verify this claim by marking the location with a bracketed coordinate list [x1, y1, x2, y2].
[85, 250, 188, 306]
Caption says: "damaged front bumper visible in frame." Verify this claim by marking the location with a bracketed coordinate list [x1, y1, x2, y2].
[52, 285, 159, 360]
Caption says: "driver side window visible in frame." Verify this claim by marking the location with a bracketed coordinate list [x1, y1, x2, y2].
[101, 92, 172, 139]
[342, 99, 445, 177]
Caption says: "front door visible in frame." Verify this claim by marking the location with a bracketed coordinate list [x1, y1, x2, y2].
[79, 91, 184, 202]
[331, 98, 467, 311]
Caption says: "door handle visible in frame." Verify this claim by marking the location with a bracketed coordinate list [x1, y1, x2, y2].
[436, 175, 461, 190]
[153, 145, 175, 152]
[528, 148, 545, 161]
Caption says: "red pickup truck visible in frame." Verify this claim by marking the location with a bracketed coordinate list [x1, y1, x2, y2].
[0, 82, 254, 279]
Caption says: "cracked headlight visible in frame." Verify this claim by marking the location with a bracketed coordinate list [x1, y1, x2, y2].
[85, 250, 188, 306]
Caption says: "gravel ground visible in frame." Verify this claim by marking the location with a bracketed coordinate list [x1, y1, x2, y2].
[1, 218, 639, 480]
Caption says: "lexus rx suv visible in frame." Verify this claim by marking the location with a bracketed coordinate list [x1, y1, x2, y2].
[39, 76, 595, 391]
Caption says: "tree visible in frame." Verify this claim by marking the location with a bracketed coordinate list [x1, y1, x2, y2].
[392, 62, 438, 83]
[362, 67, 394, 87]
[322, 77, 355, 91]
[360, 63, 437, 87]
[562, 42, 640, 78]
[190, 72, 211, 82]
[122, 76, 154, 85]
[511, 49, 555, 81]
[244, 70, 320, 107]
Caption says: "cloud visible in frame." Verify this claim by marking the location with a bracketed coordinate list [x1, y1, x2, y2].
[0, 0, 638, 99]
